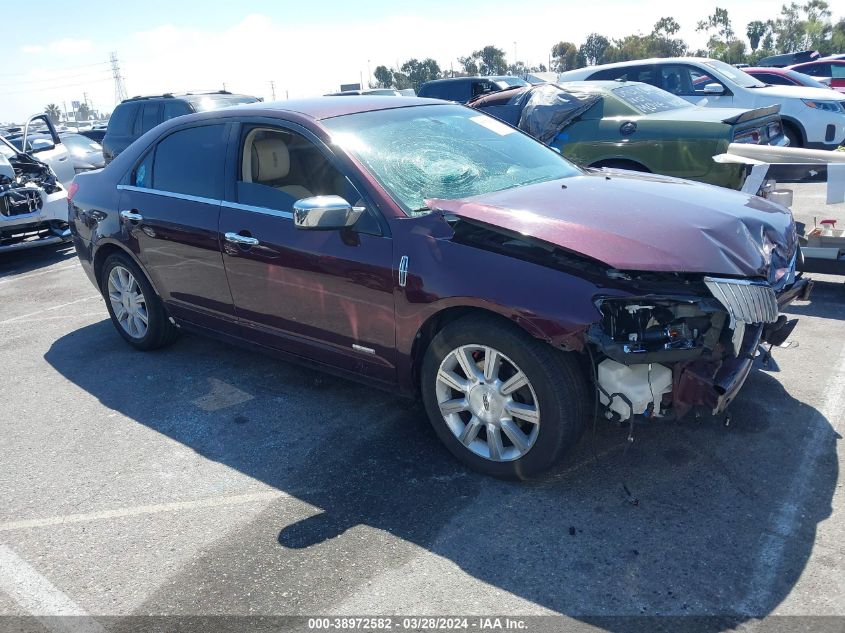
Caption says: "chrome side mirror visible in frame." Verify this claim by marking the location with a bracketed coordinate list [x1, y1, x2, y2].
[293, 195, 365, 230]
[702, 82, 725, 95]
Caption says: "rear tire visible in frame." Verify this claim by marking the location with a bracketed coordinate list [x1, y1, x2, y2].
[100, 252, 178, 351]
[421, 315, 589, 479]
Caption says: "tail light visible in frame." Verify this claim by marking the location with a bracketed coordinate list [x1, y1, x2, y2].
[733, 129, 761, 144]
[67, 181, 79, 202]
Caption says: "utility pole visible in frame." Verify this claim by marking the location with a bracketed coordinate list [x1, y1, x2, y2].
[367, 59, 371, 88]
[514, 41, 517, 64]
[223, 82, 227, 91]
[285, 90, 289, 100]
[110, 52, 128, 104]
[270, 81, 276, 100]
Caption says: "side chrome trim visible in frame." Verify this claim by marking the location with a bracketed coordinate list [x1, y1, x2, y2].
[352, 344, 376, 355]
[116, 184, 220, 206]
[223, 201, 293, 219]
[117, 185, 295, 219]
[398, 255, 409, 288]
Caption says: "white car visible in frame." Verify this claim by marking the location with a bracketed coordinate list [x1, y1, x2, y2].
[559, 57, 845, 149]
[0, 135, 70, 253]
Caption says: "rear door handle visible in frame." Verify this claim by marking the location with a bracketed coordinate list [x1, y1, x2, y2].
[120, 210, 143, 222]
[224, 232, 259, 246]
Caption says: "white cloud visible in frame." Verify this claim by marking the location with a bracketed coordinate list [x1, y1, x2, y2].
[20, 45, 45, 54]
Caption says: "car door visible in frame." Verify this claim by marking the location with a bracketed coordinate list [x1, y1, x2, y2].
[117, 121, 238, 334]
[218, 121, 396, 382]
[21, 114, 75, 186]
[658, 64, 733, 107]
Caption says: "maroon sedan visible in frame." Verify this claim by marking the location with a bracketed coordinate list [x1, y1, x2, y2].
[69, 97, 811, 478]
[743, 66, 834, 90]
[787, 59, 845, 93]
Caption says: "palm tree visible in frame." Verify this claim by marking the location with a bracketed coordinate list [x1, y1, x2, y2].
[45, 103, 61, 123]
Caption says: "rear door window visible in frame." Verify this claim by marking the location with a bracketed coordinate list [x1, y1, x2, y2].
[108, 103, 138, 135]
[801, 63, 831, 77]
[134, 103, 162, 135]
[152, 124, 228, 199]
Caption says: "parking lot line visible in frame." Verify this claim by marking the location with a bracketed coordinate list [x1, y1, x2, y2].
[739, 341, 845, 615]
[0, 544, 105, 631]
[0, 263, 81, 286]
[0, 295, 100, 326]
[0, 490, 285, 533]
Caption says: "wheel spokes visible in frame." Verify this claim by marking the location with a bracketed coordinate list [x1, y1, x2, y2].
[500, 371, 528, 396]
[438, 369, 469, 394]
[501, 419, 531, 453]
[439, 398, 469, 416]
[486, 424, 504, 461]
[506, 401, 540, 424]
[460, 416, 483, 446]
[455, 346, 482, 382]
[483, 347, 501, 382]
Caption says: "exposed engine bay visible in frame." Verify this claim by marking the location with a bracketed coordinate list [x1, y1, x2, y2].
[0, 139, 69, 253]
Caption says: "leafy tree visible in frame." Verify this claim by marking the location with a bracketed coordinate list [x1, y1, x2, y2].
[391, 71, 412, 90]
[458, 55, 478, 75]
[372, 65, 393, 89]
[774, 2, 805, 52]
[697, 7, 735, 41]
[831, 17, 845, 53]
[477, 46, 508, 75]
[551, 41, 581, 71]
[45, 104, 61, 123]
[400, 58, 441, 90]
[653, 17, 682, 38]
[77, 103, 91, 121]
[580, 33, 610, 66]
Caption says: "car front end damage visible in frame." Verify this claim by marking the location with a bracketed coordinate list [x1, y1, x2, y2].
[0, 139, 70, 253]
[588, 269, 812, 422]
[427, 169, 813, 423]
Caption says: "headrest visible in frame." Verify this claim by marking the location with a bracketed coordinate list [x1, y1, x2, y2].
[252, 138, 290, 182]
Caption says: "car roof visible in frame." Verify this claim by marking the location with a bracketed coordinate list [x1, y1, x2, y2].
[422, 77, 498, 85]
[580, 57, 715, 72]
[192, 96, 449, 121]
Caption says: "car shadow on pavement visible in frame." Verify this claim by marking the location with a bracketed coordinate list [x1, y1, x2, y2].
[44, 321, 838, 624]
[0, 243, 77, 277]
[782, 279, 845, 322]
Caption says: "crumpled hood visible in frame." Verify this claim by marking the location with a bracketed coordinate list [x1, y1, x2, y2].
[427, 170, 796, 277]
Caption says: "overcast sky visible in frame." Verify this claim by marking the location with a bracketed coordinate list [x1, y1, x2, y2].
[0, 0, 813, 122]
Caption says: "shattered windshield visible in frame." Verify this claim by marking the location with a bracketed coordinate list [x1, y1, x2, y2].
[324, 104, 580, 214]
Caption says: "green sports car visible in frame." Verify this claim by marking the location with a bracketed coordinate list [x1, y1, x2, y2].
[469, 81, 787, 190]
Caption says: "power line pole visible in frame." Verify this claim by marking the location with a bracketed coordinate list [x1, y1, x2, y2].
[110, 52, 128, 104]
[270, 81, 276, 100]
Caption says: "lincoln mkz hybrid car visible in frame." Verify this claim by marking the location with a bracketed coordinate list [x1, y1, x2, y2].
[69, 97, 812, 478]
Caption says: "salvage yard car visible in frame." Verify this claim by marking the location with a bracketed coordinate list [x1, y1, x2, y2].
[69, 97, 811, 478]
[0, 135, 69, 252]
[470, 81, 786, 189]
[559, 57, 845, 149]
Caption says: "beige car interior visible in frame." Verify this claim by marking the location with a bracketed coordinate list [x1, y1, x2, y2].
[241, 128, 350, 202]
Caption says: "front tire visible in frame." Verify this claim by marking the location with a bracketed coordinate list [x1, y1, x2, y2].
[421, 316, 588, 479]
[100, 253, 178, 350]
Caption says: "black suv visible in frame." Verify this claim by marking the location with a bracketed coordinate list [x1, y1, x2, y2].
[102, 91, 259, 163]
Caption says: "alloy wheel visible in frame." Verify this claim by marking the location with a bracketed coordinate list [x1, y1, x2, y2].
[107, 265, 149, 339]
[435, 344, 540, 462]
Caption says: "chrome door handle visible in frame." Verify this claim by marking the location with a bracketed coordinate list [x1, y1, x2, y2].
[224, 232, 259, 246]
[120, 210, 143, 222]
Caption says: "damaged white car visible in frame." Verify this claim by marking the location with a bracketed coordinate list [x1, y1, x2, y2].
[0, 134, 70, 253]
